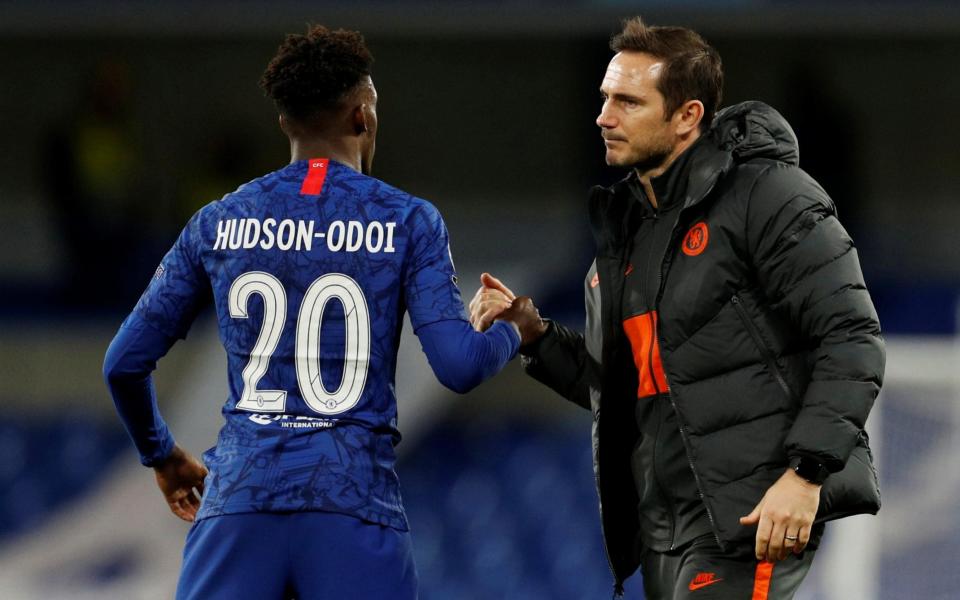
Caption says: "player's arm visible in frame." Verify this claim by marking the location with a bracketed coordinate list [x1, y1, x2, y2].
[415, 319, 518, 394]
[519, 319, 595, 411]
[747, 166, 884, 477]
[739, 166, 884, 560]
[469, 273, 595, 411]
[103, 210, 213, 522]
[103, 314, 208, 522]
[403, 203, 524, 393]
[103, 314, 177, 466]
[416, 294, 549, 394]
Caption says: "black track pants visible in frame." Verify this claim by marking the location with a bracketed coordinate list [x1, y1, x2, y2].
[639, 534, 815, 600]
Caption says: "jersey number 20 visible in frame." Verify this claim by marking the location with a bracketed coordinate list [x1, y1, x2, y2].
[228, 271, 371, 416]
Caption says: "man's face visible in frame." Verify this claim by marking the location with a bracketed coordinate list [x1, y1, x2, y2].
[359, 77, 378, 175]
[596, 51, 676, 172]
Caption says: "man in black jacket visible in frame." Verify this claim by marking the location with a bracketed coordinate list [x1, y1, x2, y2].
[470, 17, 883, 599]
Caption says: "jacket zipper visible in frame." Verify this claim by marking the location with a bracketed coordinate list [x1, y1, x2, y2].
[597, 247, 629, 597]
[730, 294, 795, 400]
[593, 439, 623, 597]
[624, 202, 681, 553]
[654, 204, 724, 551]
[650, 392, 679, 550]
[595, 171, 726, 590]
[642, 213, 679, 550]
[659, 350, 724, 550]
[645, 325, 678, 550]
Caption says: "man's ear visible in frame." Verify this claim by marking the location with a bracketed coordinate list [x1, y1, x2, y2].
[675, 100, 705, 136]
[278, 113, 289, 135]
[352, 104, 369, 135]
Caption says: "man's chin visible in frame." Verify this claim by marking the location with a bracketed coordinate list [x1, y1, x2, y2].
[604, 151, 630, 168]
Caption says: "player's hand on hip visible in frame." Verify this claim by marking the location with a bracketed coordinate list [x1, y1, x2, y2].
[153, 444, 208, 523]
[739, 468, 820, 562]
[469, 273, 516, 332]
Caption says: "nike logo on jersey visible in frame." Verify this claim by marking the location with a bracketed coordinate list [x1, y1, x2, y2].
[688, 572, 723, 591]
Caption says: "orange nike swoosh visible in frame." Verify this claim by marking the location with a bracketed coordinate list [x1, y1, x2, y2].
[688, 578, 723, 591]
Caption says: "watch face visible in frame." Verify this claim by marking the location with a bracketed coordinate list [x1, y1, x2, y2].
[795, 457, 828, 484]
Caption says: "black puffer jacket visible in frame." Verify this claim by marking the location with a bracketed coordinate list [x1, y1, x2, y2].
[521, 101, 884, 592]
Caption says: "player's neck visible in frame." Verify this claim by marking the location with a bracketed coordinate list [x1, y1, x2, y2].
[634, 129, 701, 210]
[289, 137, 361, 173]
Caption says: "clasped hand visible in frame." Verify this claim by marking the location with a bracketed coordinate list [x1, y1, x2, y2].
[469, 273, 516, 331]
[468, 273, 546, 346]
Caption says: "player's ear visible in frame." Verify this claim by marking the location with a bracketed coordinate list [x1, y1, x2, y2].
[675, 100, 704, 136]
[278, 113, 290, 135]
[352, 104, 370, 136]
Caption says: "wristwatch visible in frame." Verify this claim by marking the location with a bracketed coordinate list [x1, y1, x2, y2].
[789, 455, 830, 485]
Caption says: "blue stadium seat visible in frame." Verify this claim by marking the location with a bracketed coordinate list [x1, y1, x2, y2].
[0, 413, 128, 540]
[401, 419, 645, 600]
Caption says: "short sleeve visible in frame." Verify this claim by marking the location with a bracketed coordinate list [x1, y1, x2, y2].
[133, 211, 211, 339]
[403, 202, 469, 331]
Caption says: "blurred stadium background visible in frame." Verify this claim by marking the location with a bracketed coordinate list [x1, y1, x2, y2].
[1, 1, 959, 598]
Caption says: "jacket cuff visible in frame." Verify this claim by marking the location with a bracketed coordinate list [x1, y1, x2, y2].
[519, 319, 555, 358]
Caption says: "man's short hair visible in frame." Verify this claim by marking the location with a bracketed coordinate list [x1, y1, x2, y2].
[611, 17, 723, 131]
[259, 25, 374, 123]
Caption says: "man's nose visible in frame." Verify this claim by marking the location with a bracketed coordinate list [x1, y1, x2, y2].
[596, 103, 616, 129]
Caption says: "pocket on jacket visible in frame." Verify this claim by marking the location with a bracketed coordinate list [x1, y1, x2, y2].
[730, 293, 794, 402]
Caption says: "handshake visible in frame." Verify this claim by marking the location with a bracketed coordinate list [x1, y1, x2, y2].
[468, 273, 549, 347]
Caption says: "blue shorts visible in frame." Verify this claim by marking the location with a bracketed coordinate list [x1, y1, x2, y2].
[176, 512, 418, 600]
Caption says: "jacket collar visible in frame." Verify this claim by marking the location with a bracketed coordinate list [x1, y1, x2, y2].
[589, 136, 730, 252]
[650, 134, 715, 211]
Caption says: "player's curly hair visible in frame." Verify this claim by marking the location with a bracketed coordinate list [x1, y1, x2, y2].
[259, 25, 374, 122]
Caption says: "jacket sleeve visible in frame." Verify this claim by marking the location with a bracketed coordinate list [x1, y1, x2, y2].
[747, 164, 885, 473]
[520, 320, 597, 411]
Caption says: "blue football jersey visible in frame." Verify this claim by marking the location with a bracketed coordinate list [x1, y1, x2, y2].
[132, 158, 468, 530]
